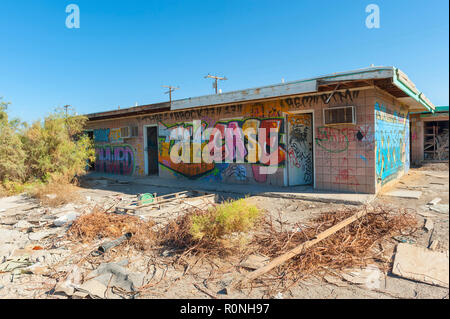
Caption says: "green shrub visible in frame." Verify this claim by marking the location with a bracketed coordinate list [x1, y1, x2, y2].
[0, 99, 26, 183]
[190, 198, 261, 242]
[21, 107, 95, 183]
[0, 100, 95, 196]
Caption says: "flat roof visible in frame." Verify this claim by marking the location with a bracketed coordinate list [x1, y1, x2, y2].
[87, 66, 435, 121]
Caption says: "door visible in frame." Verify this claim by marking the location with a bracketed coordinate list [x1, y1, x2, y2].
[146, 126, 159, 175]
[287, 113, 313, 185]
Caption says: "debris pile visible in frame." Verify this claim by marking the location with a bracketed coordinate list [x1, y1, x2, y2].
[68, 206, 156, 251]
[247, 206, 418, 287]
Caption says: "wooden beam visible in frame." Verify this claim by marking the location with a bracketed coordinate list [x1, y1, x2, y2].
[228, 208, 370, 291]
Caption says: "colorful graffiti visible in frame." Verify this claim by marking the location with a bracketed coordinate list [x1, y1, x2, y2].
[94, 128, 110, 142]
[135, 142, 145, 176]
[157, 118, 286, 182]
[375, 102, 409, 183]
[95, 144, 135, 175]
[109, 128, 123, 143]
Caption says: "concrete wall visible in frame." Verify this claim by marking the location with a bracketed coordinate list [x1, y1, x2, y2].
[86, 87, 402, 194]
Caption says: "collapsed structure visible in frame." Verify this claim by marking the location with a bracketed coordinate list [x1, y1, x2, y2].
[85, 66, 436, 194]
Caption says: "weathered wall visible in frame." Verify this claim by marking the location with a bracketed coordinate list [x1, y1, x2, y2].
[410, 114, 424, 165]
[372, 89, 410, 192]
[410, 112, 449, 164]
[86, 88, 383, 193]
[311, 90, 375, 194]
[88, 118, 146, 176]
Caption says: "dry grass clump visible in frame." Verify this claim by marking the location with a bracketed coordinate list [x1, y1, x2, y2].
[159, 198, 261, 254]
[30, 177, 81, 207]
[68, 207, 156, 251]
[252, 206, 418, 284]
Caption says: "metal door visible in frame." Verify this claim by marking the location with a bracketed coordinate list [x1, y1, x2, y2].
[287, 113, 313, 185]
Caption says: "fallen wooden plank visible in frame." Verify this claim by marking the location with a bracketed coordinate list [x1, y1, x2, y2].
[392, 243, 449, 288]
[228, 208, 369, 291]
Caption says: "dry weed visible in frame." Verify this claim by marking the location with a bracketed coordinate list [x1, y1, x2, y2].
[68, 207, 156, 251]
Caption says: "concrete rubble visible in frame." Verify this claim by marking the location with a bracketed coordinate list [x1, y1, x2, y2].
[0, 163, 449, 299]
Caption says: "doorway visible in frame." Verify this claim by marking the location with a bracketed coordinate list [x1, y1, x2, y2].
[144, 126, 159, 175]
[287, 113, 313, 186]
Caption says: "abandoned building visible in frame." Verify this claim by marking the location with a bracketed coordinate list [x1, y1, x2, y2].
[85, 66, 438, 194]
[410, 106, 449, 164]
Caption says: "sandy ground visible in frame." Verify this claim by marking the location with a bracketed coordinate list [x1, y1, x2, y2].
[0, 163, 448, 299]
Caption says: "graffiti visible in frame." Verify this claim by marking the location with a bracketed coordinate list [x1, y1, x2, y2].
[94, 128, 110, 142]
[135, 143, 145, 176]
[316, 124, 373, 153]
[375, 102, 409, 183]
[95, 144, 135, 175]
[284, 90, 359, 109]
[157, 118, 286, 181]
[109, 128, 123, 143]
[334, 168, 359, 185]
[224, 164, 247, 181]
[359, 155, 368, 164]
[287, 116, 313, 184]
[142, 104, 243, 123]
[316, 127, 349, 153]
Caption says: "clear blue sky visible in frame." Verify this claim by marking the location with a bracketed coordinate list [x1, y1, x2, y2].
[0, 0, 448, 123]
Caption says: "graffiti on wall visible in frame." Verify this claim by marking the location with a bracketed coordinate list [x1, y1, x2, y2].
[375, 102, 409, 183]
[135, 143, 145, 176]
[95, 144, 135, 175]
[93, 127, 124, 143]
[94, 128, 110, 142]
[287, 114, 313, 184]
[284, 90, 360, 109]
[157, 117, 286, 182]
[315, 124, 373, 153]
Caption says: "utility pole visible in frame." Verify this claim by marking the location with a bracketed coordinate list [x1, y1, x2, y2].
[162, 85, 180, 106]
[204, 74, 227, 94]
[63, 104, 71, 118]
[63, 104, 71, 136]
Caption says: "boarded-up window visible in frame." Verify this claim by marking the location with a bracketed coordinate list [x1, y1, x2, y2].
[323, 106, 355, 125]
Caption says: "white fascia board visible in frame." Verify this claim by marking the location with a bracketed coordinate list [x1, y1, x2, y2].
[171, 80, 318, 111]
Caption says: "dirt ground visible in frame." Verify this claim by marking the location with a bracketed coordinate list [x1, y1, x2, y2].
[0, 162, 448, 299]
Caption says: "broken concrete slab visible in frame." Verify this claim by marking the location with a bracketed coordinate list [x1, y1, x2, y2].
[323, 275, 347, 287]
[384, 190, 422, 199]
[53, 212, 79, 227]
[392, 243, 449, 288]
[429, 240, 440, 251]
[13, 220, 33, 229]
[417, 209, 438, 218]
[429, 204, 449, 214]
[28, 228, 60, 241]
[0, 229, 28, 245]
[427, 198, 442, 206]
[240, 254, 270, 270]
[341, 265, 383, 289]
[424, 219, 434, 232]
[75, 260, 145, 299]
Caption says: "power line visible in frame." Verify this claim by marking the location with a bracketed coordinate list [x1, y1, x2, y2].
[162, 85, 180, 105]
[204, 74, 227, 94]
